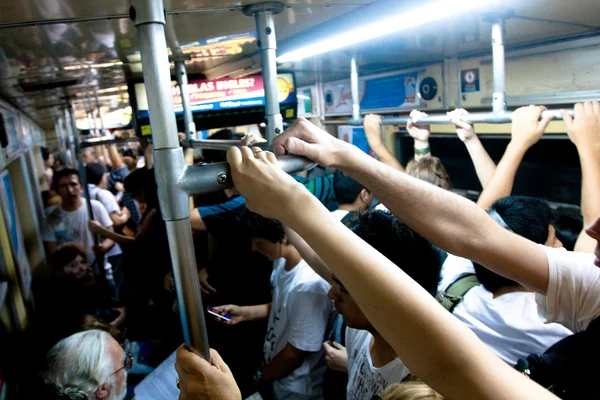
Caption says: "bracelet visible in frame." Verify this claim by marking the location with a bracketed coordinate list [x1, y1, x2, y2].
[414, 146, 431, 155]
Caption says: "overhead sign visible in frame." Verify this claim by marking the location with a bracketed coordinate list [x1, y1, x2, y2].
[323, 71, 420, 115]
[135, 73, 296, 118]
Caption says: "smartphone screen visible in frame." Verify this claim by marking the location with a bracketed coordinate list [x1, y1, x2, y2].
[207, 307, 232, 321]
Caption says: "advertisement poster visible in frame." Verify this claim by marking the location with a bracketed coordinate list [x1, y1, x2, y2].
[338, 126, 371, 155]
[461, 68, 480, 93]
[0, 171, 31, 299]
[180, 32, 257, 59]
[323, 71, 420, 115]
[135, 73, 296, 118]
[0, 109, 22, 160]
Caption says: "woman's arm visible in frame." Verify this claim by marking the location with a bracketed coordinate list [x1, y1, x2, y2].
[89, 221, 135, 245]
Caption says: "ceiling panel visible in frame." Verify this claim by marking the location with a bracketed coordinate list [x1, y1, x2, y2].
[1, 0, 600, 131]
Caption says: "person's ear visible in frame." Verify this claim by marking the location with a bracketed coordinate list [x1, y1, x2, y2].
[360, 189, 371, 204]
[281, 236, 288, 245]
[95, 383, 110, 399]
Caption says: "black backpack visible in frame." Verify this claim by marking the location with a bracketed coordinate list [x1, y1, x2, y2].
[515, 316, 600, 399]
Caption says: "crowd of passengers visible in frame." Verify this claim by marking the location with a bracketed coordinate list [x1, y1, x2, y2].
[16, 102, 600, 400]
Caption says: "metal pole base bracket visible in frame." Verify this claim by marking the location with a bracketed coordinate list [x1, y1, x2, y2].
[242, 2, 285, 16]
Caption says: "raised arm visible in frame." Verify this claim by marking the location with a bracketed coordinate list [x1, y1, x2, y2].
[283, 225, 333, 285]
[477, 105, 554, 210]
[563, 103, 600, 253]
[272, 118, 549, 295]
[448, 109, 496, 188]
[228, 145, 555, 400]
[406, 110, 431, 161]
[363, 114, 404, 171]
[107, 144, 124, 170]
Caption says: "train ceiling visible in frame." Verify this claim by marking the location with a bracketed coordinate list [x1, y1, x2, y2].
[0, 0, 599, 130]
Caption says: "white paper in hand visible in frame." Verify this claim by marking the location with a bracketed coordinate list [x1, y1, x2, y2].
[134, 351, 179, 400]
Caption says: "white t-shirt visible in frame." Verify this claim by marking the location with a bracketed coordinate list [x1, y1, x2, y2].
[438, 253, 476, 292]
[265, 258, 333, 399]
[440, 253, 572, 365]
[331, 209, 350, 221]
[88, 184, 121, 215]
[345, 328, 409, 400]
[536, 246, 599, 333]
[42, 199, 121, 262]
[453, 286, 572, 365]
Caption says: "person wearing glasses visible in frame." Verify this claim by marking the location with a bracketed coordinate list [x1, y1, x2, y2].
[43, 329, 132, 400]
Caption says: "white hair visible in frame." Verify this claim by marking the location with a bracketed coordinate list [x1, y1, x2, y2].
[43, 330, 116, 400]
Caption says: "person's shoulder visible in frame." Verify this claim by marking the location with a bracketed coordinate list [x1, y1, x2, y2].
[542, 245, 597, 281]
[44, 204, 60, 216]
[90, 199, 104, 208]
[345, 327, 369, 350]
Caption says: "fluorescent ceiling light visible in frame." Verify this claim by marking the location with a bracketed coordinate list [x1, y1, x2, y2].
[276, 0, 498, 63]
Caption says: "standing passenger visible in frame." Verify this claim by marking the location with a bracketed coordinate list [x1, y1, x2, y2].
[214, 212, 332, 400]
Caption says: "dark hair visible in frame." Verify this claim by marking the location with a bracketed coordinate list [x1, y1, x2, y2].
[41, 147, 51, 161]
[50, 243, 87, 275]
[123, 167, 147, 198]
[241, 210, 285, 243]
[333, 170, 366, 205]
[474, 196, 558, 292]
[85, 163, 105, 185]
[345, 210, 442, 295]
[124, 168, 159, 210]
[53, 168, 80, 185]
[203, 129, 243, 163]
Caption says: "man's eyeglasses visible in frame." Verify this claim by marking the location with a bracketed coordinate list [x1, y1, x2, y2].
[113, 351, 133, 375]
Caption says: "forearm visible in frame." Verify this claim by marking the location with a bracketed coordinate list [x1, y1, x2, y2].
[577, 148, 600, 225]
[370, 142, 404, 171]
[463, 137, 496, 189]
[476, 142, 527, 210]
[241, 303, 271, 322]
[262, 344, 306, 382]
[284, 226, 333, 285]
[413, 139, 430, 161]
[108, 145, 124, 170]
[96, 226, 135, 245]
[284, 193, 549, 399]
[110, 213, 129, 227]
[335, 147, 548, 293]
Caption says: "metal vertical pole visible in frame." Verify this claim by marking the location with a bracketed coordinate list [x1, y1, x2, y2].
[491, 19, 507, 114]
[350, 53, 360, 122]
[94, 88, 106, 131]
[130, 0, 210, 359]
[244, 2, 284, 147]
[175, 60, 197, 143]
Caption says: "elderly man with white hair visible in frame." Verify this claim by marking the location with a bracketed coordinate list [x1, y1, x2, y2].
[43, 330, 130, 400]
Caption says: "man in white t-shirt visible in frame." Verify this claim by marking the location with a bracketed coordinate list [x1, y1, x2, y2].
[42, 168, 118, 265]
[438, 197, 573, 366]
[214, 211, 332, 400]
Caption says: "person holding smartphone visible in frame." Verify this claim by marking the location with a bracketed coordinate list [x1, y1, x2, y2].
[213, 211, 332, 400]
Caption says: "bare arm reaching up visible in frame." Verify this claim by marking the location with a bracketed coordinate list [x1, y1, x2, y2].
[563, 103, 600, 253]
[272, 117, 550, 294]
[363, 114, 404, 171]
[447, 109, 496, 189]
[477, 105, 554, 210]
[406, 110, 431, 161]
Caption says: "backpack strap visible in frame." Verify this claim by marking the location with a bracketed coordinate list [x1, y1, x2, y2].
[435, 274, 480, 313]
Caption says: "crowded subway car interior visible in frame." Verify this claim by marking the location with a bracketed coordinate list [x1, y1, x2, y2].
[0, 0, 600, 399]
